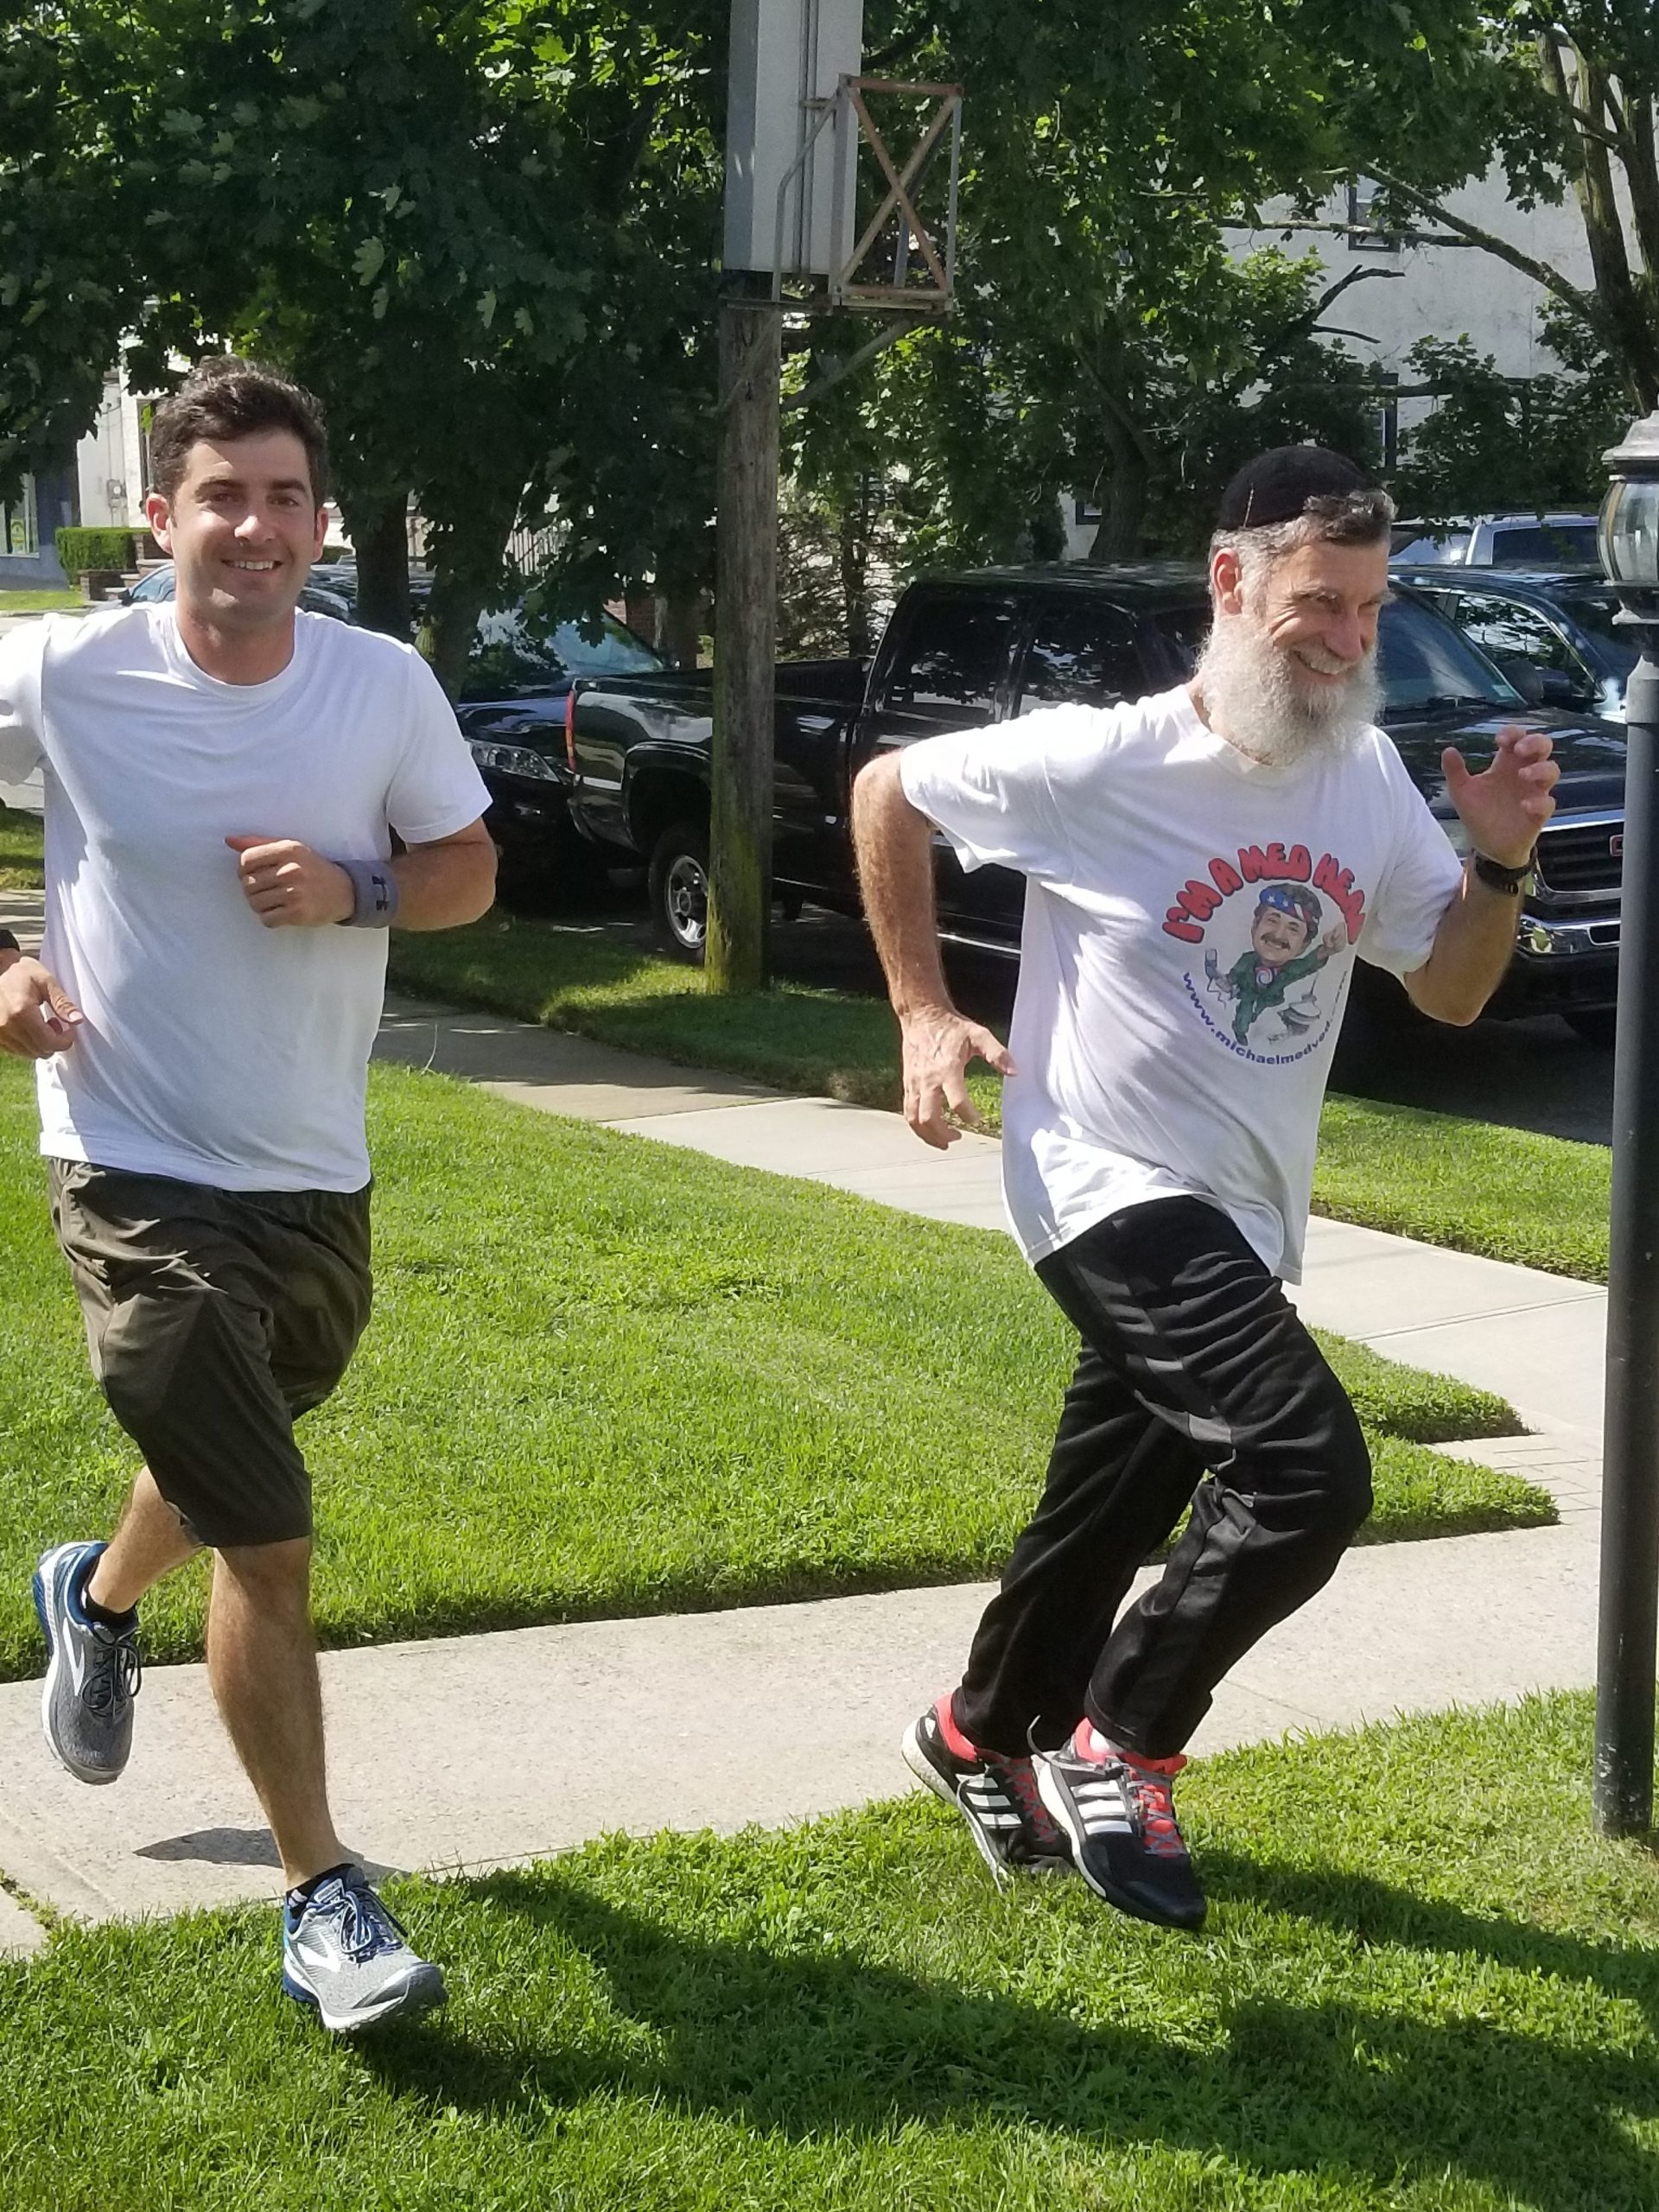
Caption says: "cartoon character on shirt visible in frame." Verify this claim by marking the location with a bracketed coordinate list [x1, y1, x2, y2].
[1204, 883, 1347, 1045]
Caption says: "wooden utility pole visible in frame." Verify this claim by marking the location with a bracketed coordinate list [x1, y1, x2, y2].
[708, 270, 780, 994]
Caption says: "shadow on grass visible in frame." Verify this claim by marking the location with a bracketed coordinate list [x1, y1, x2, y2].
[363, 1856, 1659, 2209]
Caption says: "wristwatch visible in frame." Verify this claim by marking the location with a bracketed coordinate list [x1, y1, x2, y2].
[1472, 850, 1534, 896]
[0, 928, 19, 955]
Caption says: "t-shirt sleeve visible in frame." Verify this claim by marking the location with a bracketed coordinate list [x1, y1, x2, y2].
[1356, 745, 1466, 978]
[0, 623, 46, 786]
[895, 709, 1090, 883]
[385, 649, 493, 844]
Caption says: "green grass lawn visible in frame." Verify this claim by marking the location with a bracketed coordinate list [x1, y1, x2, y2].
[390, 911, 1617, 1282]
[3, 1692, 1655, 2210]
[0, 588, 79, 613]
[0, 1056, 1543, 1676]
[0, 801, 43, 890]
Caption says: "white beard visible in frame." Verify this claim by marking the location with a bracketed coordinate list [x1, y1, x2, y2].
[1193, 609, 1382, 768]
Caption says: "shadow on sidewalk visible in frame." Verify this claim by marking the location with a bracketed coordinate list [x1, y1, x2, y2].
[360, 1850, 1659, 2209]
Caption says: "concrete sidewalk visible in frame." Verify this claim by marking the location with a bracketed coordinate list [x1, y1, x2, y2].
[0, 908, 1611, 1952]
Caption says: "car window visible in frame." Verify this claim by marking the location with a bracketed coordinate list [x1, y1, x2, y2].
[1446, 592, 1591, 682]
[1486, 522, 1599, 567]
[1018, 602, 1144, 710]
[1376, 594, 1525, 712]
[1559, 587, 1641, 680]
[461, 609, 663, 697]
[880, 594, 1018, 725]
[1391, 530, 1471, 563]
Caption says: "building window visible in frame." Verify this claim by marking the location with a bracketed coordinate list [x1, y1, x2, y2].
[2, 475, 39, 556]
[1347, 177, 1400, 254]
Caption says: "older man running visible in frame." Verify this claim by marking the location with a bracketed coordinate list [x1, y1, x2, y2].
[853, 447, 1557, 1929]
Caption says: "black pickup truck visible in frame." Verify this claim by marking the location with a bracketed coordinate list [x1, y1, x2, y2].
[500, 564, 1626, 1039]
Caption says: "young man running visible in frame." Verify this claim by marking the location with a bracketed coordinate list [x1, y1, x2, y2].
[0, 359, 494, 2029]
[853, 448, 1558, 1930]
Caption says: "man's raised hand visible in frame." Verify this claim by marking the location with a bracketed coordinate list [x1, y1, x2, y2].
[1442, 726, 1560, 868]
[0, 957, 83, 1058]
[899, 1002, 1015, 1149]
[226, 835, 355, 928]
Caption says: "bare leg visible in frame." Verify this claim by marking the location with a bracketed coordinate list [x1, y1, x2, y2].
[206, 1540, 346, 1890]
[86, 1467, 200, 1614]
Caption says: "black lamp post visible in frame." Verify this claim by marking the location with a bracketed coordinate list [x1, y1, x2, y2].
[1596, 408, 1659, 1838]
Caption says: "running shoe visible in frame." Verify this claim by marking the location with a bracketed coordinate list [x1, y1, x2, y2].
[32, 1541, 140, 1785]
[902, 1693, 1071, 1885]
[1034, 1722, 1206, 1930]
[281, 1866, 447, 2033]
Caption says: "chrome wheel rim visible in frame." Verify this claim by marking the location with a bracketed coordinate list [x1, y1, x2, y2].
[664, 852, 708, 951]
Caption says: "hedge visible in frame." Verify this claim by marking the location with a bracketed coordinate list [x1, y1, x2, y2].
[53, 527, 136, 579]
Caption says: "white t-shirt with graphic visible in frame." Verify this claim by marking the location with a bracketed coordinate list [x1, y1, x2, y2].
[0, 605, 490, 1192]
[899, 685, 1464, 1281]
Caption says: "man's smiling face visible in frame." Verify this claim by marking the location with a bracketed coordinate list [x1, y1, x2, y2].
[146, 431, 327, 636]
[1251, 904, 1312, 966]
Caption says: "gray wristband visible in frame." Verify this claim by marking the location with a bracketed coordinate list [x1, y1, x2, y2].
[337, 858, 400, 927]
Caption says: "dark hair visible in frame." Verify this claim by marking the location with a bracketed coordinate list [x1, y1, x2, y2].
[149, 358, 329, 507]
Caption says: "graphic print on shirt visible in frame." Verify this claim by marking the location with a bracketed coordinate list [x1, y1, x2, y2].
[1161, 841, 1368, 1065]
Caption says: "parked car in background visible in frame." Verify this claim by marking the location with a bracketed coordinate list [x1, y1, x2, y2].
[1393, 565, 1637, 724]
[123, 563, 356, 622]
[454, 607, 665, 894]
[560, 564, 1628, 1046]
[1389, 512, 1602, 569]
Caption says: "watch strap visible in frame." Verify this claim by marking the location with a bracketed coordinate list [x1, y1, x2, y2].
[1472, 850, 1533, 896]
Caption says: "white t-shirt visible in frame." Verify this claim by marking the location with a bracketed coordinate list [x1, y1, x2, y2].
[0, 605, 490, 1192]
[899, 686, 1465, 1281]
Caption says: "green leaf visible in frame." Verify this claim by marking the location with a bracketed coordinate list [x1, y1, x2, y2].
[353, 238, 386, 284]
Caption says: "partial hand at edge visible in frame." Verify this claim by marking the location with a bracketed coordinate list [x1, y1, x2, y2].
[899, 1004, 1015, 1149]
[0, 957, 83, 1058]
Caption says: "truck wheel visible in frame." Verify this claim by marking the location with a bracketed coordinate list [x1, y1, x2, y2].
[648, 822, 709, 962]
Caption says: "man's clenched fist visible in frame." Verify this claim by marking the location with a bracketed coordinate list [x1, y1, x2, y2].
[226, 836, 355, 928]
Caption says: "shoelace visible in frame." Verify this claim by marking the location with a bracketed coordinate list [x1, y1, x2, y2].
[82, 1627, 140, 1719]
[988, 1754, 1065, 1853]
[309, 1878, 407, 1963]
[1118, 1753, 1189, 1861]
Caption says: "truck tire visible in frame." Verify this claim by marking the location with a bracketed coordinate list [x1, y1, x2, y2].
[648, 821, 709, 962]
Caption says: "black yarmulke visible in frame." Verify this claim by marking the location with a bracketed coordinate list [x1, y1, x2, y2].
[1218, 446, 1370, 531]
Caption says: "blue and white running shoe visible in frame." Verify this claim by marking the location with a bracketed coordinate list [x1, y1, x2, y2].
[33, 1541, 140, 1785]
[281, 1866, 447, 2033]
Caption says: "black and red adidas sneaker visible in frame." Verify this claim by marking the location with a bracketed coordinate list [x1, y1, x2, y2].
[1034, 1721, 1206, 1930]
[902, 1693, 1071, 1886]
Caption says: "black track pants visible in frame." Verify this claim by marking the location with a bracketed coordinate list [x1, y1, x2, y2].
[952, 1198, 1373, 1761]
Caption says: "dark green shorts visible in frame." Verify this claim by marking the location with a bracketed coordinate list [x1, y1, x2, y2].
[49, 1161, 372, 1548]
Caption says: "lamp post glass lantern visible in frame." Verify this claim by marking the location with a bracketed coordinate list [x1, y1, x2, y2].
[1596, 406, 1659, 1838]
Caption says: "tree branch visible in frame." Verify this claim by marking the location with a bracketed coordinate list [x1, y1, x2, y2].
[1363, 169, 1600, 325]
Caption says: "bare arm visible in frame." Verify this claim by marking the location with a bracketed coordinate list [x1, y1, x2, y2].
[1404, 727, 1559, 1026]
[226, 817, 496, 933]
[851, 752, 1014, 1148]
[387, 818, 497, 930]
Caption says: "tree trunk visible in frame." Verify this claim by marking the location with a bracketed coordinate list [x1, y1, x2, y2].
[1542, 40, 1659, 412]
[417, 496, 518, 701]
[342, 496, 412, 639]
[1087, 407, 1152, 560]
